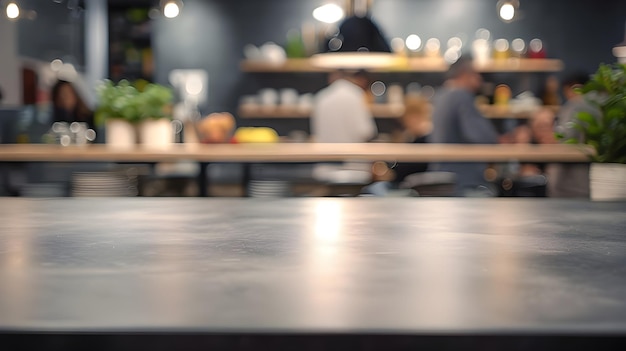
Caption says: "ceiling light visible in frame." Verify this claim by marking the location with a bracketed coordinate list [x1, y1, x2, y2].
[163, 0, 182, 19]
[499, 4, 514, 20]
[405, 34, 422, 51]
[497, 0, 519, 23]
[6, 2, 19, 19]
[313, 4, 344, 24]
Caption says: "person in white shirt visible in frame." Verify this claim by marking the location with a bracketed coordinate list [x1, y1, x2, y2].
[311, 70, 377, 143]
[310, 70, 378, 192]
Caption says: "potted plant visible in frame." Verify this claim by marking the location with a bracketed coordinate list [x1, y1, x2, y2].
[96, 80, 174, 148]
[136, 83, 174, 148]
[560, 63, 626, 201]
[96, 80, 141, 148]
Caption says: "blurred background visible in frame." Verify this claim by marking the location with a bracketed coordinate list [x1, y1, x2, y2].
[1, 0, 625, 197]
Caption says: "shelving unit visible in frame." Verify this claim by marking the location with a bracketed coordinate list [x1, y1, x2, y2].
[238, 104, 559, 119]
[240, 58, 564, 73]
[108, 6, 154, 82]
[478, 104, 560, 119]
[239, 55, 564, 123]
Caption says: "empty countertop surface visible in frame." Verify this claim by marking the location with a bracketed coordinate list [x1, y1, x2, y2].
[0, 198, 625, 347]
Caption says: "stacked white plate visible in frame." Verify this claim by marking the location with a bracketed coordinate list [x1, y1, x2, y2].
[72, 172, 137, 197]
[248, 180, 290, 198]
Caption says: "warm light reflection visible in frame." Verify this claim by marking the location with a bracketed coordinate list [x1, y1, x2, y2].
[511, 38, 526, 53]
[443, 48, 461, 64]
[314, 200, 342, 240]
[424, 38, 441, 57]
[163, 1, 180, 18]
[390, 37, 405, 53]
[447, 36, 463, 50]
[529, 38, 543, 52]
[494, 38, 509, 52]
[370, 81, 386, 97]
[425, 38, 440, 52]
[328, 37, 343, 51]
[304, 200, 347, 323]
[50, 59, 63, 72]
[475, 28, 491, 41]
[313, 3, 344, 24]
[6, 2, 19, 19]
[405, 34, 422, 51]
[185, 75, 203, 95]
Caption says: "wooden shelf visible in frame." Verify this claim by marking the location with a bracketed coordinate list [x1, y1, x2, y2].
[238, 105, 312, 118]
[239, 104, 559, 119]
[475, 59, 564, 73]
[240, 58, 563, 73]
[238, 104, 405, 119]
[478, 105, 560, 119]
[240, 59, 330, 73]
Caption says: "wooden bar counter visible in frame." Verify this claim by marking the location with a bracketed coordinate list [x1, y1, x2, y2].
[0, 143, 592, 163]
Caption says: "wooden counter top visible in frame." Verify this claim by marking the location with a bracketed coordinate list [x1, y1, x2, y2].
[0, 143, 592, 163]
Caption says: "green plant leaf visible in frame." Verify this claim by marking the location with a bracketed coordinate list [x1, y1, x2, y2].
[575, 63, 626, 163]
[576, 111, 597, 125]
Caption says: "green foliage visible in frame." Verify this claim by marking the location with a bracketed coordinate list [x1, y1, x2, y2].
[95, 80, 173, 125]
[137, 83, 174, 119]
[560, 63, 626, 163]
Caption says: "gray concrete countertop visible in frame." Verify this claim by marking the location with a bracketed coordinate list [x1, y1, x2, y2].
[0, 198, 624, 347]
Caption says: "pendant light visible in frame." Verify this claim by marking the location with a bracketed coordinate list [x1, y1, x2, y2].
[497, 0, 519, 23]
[5, 1, 19, 19]
[161, 0, 183, 19]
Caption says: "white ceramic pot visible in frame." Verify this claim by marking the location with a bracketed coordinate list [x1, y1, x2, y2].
[590, 163, 626, 201]
[105, 119, 136, 148]
[139, 119, 173, 148]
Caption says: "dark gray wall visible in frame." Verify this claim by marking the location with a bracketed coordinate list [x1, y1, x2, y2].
[13, 0, 626, 134]
[375, 0, 624, 72]
[16, 0, 85, 68]
[151, 0, 626, 134]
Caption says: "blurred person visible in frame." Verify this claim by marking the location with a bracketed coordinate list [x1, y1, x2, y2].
[503, 108, 557, 178]
[310, 70, 378, 196]
[538, 73, 597, 198]
[541, 75, 562, 106]
[311, 70, 377, 143]
[392, 95, 432, 182]
[51, 80, 95, 130]
[428, 56, 508, 196]
[530, 108, 557, 145]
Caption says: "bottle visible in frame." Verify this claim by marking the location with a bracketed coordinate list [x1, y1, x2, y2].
[494, 84, 512, 106]
[542, 76, 561, 106]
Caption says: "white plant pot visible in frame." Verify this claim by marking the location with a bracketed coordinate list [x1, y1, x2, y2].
[139, 119, 173, 148]
[590, 163, 626, 201]
[105, 119, 136, 148]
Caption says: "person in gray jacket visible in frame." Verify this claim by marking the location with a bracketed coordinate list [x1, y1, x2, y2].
[428, 57, 502, 196]
[543, 74, 596, 197]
